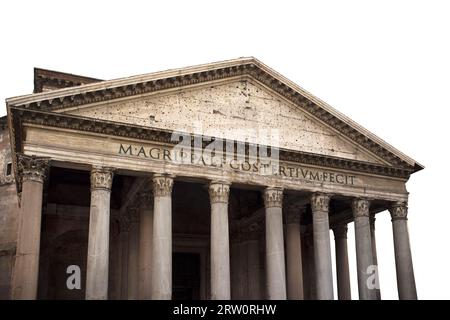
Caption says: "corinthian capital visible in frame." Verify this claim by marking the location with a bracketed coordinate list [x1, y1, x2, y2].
[285, 204, 306, 224]
[370, 214, 376, 232]
[138, 185, 154, 209]
[17, 153, 50, 184]
[310, 193, 330, 212]
[128, 206, 140, 223]
[209, 181, 230, 204]
[332, 223, 348, 240]
[118, 214, 130, 232]
[152, 174, 174, 197]
[90, 166, 114, 191]
[263, 187, 283, 208]
[352, 198, 370, 218]
[389, 201, 408, 221]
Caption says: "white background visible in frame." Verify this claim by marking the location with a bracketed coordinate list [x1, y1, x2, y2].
[0, 0, 448, 300]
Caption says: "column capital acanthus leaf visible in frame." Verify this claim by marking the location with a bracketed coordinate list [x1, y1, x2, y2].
[17, 153, 50, 184]
[389, 201, 408, 220]
[209, 181, 230, 204]
[285, 204, 306, 224]
[152, 174, 174, 197]
[332, 223, 348, 240]
[263, 187, 283, 208]
[310, 192, 331, 213]
[90, 166, 114, 191]
[352, 198, 370, 218]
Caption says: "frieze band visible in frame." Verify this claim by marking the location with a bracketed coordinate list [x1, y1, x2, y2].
[7, 61, 414, 171]
[7, 107, 414, 180]
[119, 143, 357, 186]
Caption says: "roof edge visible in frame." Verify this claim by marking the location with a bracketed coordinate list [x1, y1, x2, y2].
[5, 57, 424, 172]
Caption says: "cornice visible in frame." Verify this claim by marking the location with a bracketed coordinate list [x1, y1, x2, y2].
[8, 107, 414, 179]
[6, 58, 423, 172]
[33, 68, 102, 93]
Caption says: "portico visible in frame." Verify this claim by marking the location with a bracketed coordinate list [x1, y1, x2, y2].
[4, 58, 423, 300]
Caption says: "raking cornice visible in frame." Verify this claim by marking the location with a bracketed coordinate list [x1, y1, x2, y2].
[6, 57, 424, 173]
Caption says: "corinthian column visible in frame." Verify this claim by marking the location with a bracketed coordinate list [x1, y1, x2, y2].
[118, 215, 130, 299]
[352, 198, 376, 300]
[370, 215, 381, 300]
[209, 181, 231, 300]
[151, 174, 174, 300]
[127, 206, 140, 300]
[244, 223, 262, 300]
[263, 187, 287, 300]
[138, 187, 153, 300]
[332, 224, 351, 300]
[11, 154, 50, 300]
[285, 204, 304, 300]
[389, 202, 417, 300]
[310, 192, 333, 300]
[86, 166, 114, 300]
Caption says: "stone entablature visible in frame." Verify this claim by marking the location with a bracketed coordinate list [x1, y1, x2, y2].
[18, 124, 410, 202]
[3, 59, 422, 301]
[8, 107, 414, 181]
[6, 58, 423, 172]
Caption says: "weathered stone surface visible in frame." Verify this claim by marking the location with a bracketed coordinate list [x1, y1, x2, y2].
[67, 80, 383, 164]
[352, 199, 376, 300]
[0, 59, 424, 301]
[151, 174, 173, 300]
[23, 125, 410, 202]
[85, 167, 114, 300]
[264, 188, 286, 300]
[209, 181, 231, 300]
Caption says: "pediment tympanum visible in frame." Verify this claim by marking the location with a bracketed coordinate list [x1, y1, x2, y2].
[65, 79, 384, 165]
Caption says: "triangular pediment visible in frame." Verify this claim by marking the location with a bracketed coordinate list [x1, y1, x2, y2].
[64, 79, 386, 165]
[6, 57, 423, 171]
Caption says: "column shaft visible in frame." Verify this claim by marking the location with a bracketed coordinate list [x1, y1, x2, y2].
[352, 199, 376, 300]
[390, 202, 417, 300]
[301, 227, 316, 300]
[264, 187, 287, 300]
[151, 174, 174, 300]
[138, 189, 153, 300]
[236, 238, 247, 299]
[332, 224, 351, 300]
[311, 193, 334, 300]
[119, 227, 129, 299]
[11, 154, 49, 300]
[110, 220, 121, 299]
[127, 208, 139, 300]
[285, 205, 304, 300]
[209, 181, 231, 300]
[86, 166, 114, 300]
[246, 236, 261, 300]
[230, 239, 239, 299]
[370, 215, 381, 300]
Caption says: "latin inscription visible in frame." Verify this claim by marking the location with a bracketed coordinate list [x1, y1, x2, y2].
[119, 143, 356, 185]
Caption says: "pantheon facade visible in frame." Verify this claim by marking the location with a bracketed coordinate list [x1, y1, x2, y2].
[0, 58, 423, 300]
